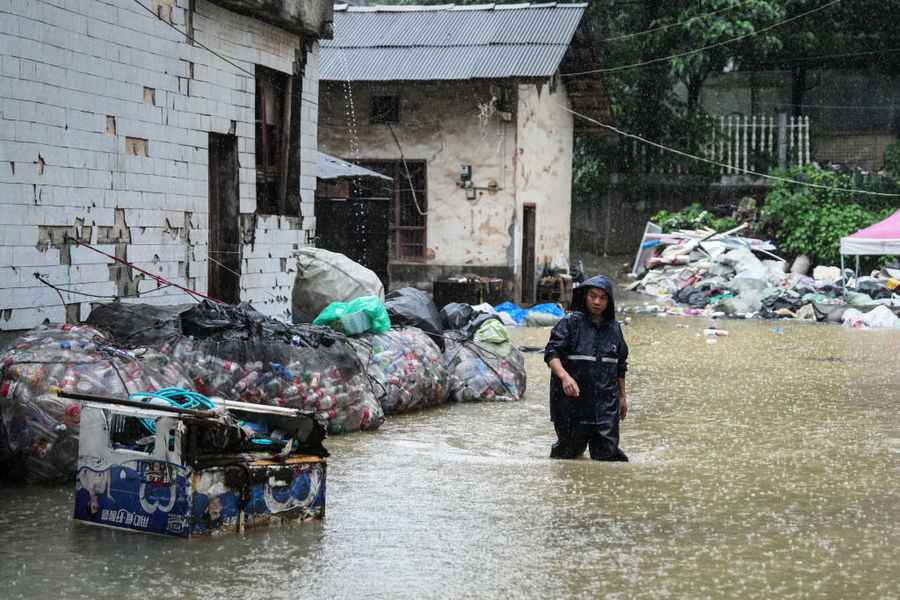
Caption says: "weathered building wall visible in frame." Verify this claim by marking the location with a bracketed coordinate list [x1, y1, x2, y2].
[318, 79, 573, 295]
[515, 79, 574, 275]
[0, 0, 319, 330]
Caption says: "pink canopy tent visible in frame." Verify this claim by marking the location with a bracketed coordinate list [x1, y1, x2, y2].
[839, 209, 900, 279]
[840, 209, 900, 256]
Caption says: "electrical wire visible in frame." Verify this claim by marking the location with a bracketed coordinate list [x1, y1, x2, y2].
[69, 237, 224, 303]
[556, 101, 900, 198]
[386, 123, 428, 217]
[563, 0, 842, 77]
[34, 273, 120, 300]
[130, 0, 255, 78]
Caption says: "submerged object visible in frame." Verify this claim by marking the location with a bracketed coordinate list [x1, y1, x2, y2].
[68, 389, 327, 538]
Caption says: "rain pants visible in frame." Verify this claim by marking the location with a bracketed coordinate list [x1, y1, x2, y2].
[544, 275, 629, 461]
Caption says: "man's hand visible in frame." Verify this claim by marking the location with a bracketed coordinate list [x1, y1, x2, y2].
[619, 394, 628, 419]
[561, 375, 580, 398]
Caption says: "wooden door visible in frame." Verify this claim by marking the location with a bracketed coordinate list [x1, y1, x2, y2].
[522, 204, 536, 304]
[208, 133, 240, 304]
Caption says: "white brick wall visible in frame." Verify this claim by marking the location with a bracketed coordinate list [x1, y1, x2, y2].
[0, 0, 320, 330]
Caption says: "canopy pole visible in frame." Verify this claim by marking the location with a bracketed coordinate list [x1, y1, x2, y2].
[841, 254, 846, 297]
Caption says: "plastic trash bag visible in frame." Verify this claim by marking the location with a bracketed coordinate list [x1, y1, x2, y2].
[292, 248, 384, 324]
[473, 319, 511, 348]
[524, 303, 564, 327]
[313, 296, 391, 335]
[158, 334, 383, 435]
[384, 288, 445, 350]
[93, 301, 386, 436]
[441, 302, 476, 331]
[85, 302, 192, 346]
[494, 301, 528, 326]
[843, 305, 899, 329]
[525, 311, 562, 327]
[0, 324, 190, 482]
[351, 327, 448, 415]
[443, 320, 526, 403]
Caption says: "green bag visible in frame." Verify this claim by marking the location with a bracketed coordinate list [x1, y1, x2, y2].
[313, 295, 391, 335]
[473, 319, 513, 357]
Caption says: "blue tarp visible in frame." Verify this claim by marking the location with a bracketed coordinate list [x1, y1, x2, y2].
[494, 302, 564, 326]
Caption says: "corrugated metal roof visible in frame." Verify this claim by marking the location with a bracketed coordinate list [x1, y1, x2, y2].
[320, 3, 587, 81]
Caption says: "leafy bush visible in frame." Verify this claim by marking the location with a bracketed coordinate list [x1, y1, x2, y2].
[759, 165, 899, 266]
[651, 202, 736, 234]
[885, 138, 900, 178]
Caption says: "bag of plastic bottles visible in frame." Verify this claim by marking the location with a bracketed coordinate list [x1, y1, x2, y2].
[443, 319, 526, 403]
[123, 301, 386, 435]
[0, 324, 190, 482]
[351, 327, 448, 415]
[159, 334, 383, 435]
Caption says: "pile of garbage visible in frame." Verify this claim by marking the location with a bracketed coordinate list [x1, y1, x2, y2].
[628, 225, 900, 329]
[453, 301, 565, 328]
[1, 280, 533, 482]
[0, 324, 191, 482]
[441, 305, 527, 403]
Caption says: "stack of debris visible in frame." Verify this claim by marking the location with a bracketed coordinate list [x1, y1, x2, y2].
[628, 224, 900, 329]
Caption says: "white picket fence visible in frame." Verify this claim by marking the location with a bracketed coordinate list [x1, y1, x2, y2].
[707, 114, 811, 174]
[624, 114, 811, 175]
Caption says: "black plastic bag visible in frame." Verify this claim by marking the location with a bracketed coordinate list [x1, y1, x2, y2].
[384, 288, 445, 351]
[85, 302, 192, 346]
[440, 302, 475, 331]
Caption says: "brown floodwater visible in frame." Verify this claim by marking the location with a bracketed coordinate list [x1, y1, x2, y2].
[1, 314, 898, 599]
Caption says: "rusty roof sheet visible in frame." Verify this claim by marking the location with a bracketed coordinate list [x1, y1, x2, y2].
[321, 3, 588, 81]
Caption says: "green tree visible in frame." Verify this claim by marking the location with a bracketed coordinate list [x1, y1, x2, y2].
[758, 165, 899, 265]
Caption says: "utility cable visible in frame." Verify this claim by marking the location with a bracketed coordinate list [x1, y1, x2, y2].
[34, 272, 122, 300]
[130, 0, 255, 78]
[68, 237, 225, 303]
[563, 0, 842, 77]
[556, 102, 900, 198]
[386, 123, 428, 217]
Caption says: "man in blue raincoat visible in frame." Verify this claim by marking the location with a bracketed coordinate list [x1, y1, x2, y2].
[544, 275, 629, 461]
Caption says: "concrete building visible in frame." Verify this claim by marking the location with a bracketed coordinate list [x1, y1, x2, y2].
[0, 0, 331, 330]
[317, 3, 607, 302]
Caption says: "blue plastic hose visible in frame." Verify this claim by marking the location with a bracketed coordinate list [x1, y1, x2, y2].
[129, 387, 216, 433]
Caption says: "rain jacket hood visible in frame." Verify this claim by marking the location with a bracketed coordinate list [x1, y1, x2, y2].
[570, 275, 616, 323]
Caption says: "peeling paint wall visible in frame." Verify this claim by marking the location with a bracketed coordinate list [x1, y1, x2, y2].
[0, 0, 319, 329]
[318, 79, 573, 295]
[320, 81, 516, 268]
[514, 79, 574, 279]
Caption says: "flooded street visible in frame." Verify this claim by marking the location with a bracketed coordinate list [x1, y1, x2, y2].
[1, 314, 899, 599]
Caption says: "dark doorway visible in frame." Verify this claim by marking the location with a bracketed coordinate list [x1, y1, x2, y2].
[208, 133, 240, 304]
[522, 204, 536, 304]
[315, 175, 391, 287]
